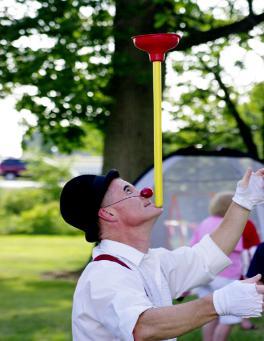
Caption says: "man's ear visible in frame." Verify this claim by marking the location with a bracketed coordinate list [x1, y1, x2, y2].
[98, 207, 118, 222]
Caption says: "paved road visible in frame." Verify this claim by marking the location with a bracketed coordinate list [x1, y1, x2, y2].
[0, 179, 40, 188]
[0, 156, 103, 188]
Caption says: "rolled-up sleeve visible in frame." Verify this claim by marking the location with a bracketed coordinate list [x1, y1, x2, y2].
[86, 262, 154, 340]
[159, 234, 231, 298]
[192, 234, 232, 275]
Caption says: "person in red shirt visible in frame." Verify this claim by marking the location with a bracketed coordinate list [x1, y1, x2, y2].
[242, 220, 261, 277]
[241, 220, 261, 330]
[243, 220, 261, 250]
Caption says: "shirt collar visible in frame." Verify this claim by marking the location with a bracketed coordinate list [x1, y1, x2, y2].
[93, 239, 145, 267]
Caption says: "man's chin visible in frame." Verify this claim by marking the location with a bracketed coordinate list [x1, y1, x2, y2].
[152, 205, 163, 215]
[149, 206, 163, 221]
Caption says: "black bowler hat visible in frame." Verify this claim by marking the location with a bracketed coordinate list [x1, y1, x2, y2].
[60, 169, 120, 242]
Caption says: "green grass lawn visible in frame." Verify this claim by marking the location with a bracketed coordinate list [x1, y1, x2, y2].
[0, 235, 263, 341]
[0, 235, 93, 341]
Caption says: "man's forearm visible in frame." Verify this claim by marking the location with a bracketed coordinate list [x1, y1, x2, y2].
[210, 201, 249, 255]
[212, 167, 264, 256]
[133, 295, 217, 341]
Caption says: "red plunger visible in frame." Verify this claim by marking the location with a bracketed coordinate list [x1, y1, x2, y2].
[132, 33, 180, 62]
[132, 33, 181, 207]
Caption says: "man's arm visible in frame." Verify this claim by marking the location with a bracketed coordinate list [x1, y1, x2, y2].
[133, 294, 217, 341]
[134, 276, 264, 341]
[210, 201, 249, 255]
[210, 168, 264, 256]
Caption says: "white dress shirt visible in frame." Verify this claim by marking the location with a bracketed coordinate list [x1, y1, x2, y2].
[72, 234, 231, 341]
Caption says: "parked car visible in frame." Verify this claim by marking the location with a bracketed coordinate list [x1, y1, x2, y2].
[0, 158, 27, 180]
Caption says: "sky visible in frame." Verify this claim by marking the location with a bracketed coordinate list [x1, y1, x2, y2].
[0, 1, 263, 158]
[0, 98, 24, 158]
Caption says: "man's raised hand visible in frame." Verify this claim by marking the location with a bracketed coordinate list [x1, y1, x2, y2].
[232, 168, 264, 210]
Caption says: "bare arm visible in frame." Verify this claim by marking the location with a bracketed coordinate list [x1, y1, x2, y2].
[210, 201, 249, 255]
[134, 276, 264, 341]
[133, 295, 217, 341]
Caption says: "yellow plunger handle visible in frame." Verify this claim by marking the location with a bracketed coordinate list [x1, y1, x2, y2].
[153, 61, 163, 207]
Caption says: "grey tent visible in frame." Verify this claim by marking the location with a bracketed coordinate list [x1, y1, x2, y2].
[134, 148, 264, 250]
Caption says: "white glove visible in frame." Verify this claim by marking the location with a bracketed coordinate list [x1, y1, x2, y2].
[213, 280, 263, 318]
[232, 171, 264, 210]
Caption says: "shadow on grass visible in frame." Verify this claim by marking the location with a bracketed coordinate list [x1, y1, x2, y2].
[0, 277, 74, 340]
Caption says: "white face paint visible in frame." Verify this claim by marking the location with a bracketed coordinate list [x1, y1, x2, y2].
[102, 178, 163, 227]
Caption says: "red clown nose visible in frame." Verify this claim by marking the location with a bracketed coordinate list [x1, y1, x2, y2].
[140, 187, 153, 198]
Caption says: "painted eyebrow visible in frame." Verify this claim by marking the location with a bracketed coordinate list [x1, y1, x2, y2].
[123, 185, 131, 192]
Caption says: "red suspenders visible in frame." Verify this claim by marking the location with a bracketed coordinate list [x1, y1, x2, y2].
[93, 254, 131, 270]
[93, 254, 152, 298]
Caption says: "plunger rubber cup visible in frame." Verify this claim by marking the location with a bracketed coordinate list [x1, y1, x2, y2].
[132, 33, 180, 62]
[132, 33, 181, 207]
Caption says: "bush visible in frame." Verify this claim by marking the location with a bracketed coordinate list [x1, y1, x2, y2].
[5, 201, 80, 235]
[0, 157, 76, 235]
[0, 188, 45, 215]
[25, 157, 71, 201]
[0, 188, 45, 234]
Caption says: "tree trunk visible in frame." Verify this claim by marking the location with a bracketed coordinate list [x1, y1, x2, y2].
[103, 1, 158, 182]
[103, 75, 154, 182]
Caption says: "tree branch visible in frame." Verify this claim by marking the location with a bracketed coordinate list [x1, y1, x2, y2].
[177, 12, 264, 51]
[213, 71, 258, 158]
[247, 0, 254, 15]
[197, 55, 259, 158]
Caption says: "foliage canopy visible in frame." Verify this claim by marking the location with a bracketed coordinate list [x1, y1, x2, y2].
[0, 0, 263, 178]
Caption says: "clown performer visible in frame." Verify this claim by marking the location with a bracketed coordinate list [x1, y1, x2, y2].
[60, 167, 264, 341]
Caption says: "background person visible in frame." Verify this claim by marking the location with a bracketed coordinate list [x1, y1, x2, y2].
[60, 168, 264, 341]
[241, 219, 261, 277]
[240, 220, 261, 330]
[247, 242, 264, 283]
[191, 192, 243, 341]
